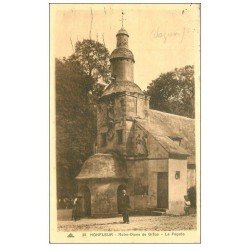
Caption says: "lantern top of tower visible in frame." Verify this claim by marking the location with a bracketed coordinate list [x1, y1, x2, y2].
[101, 15, 143, 99]
[117, 11, 129, 37]
[110, 26, 134, 61]
[116, 28, 129, 37]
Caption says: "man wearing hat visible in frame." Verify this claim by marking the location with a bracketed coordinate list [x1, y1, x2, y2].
[120, 189, 130, 224]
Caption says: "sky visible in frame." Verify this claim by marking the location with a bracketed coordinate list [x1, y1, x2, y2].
[51, 4, 200, 90]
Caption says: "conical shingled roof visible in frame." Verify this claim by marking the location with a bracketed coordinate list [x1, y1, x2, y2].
[76, 153, 129, 180]
[110, 47, 135, 62]
[101, 81, 144, 98]
[116, 28, 129, 37]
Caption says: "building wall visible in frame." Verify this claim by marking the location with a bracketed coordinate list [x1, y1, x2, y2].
[126, 158, 169, 211]
[97, 94, 149, 156]
[126, 122, 169, 158]
[77, 158, 188, 216]
[126, 160, 149, 210]
[125, 94, 149, 120]
[95, 93, 189, 215]
[97, 120, 126, 154]
[97, 95, 126, 155]
[187, 168, 196, 189]
[125, 123, 170, 211]
[111, 58, 134, 82]
[147, 159, 168, 208]
[78, 180, 126, 216]
[90, 181, 118, 216]
[168, 158, 188, 214]
[128, 155, 188, 215]
[137, 96, 149, 119]
[126, 95, 137, 118]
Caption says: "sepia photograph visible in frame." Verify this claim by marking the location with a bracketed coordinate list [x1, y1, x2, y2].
[3, 1, 250, 249]
[50, 3, 200, 243]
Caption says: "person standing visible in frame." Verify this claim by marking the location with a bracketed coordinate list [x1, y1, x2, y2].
[120, 189, 130, 224]
[72, 196, 78, 221]
[184, 195, 191, 215]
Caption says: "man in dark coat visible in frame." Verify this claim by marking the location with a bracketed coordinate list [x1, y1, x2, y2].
[72, 194, 82, 221]
[120, 189, 130, 224]
[72, 196, 78, 221]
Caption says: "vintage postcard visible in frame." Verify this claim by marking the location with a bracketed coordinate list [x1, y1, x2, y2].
[50, 3, 200, 243]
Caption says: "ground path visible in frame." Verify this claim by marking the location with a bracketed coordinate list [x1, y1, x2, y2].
[57, 210, 196, 231]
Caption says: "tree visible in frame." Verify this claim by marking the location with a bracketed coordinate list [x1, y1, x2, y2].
[74, 40, 110, 82]
[55, 40, 111, 198]
[145, 65, 195, 118]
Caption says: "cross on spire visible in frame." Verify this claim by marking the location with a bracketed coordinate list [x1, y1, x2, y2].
[120, 10, 126, 28]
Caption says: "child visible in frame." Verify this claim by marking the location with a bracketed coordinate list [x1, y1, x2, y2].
[184, 195, 191, 215]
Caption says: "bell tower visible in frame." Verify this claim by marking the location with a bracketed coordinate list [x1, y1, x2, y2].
[96, 15, 149, 156]
[110, 28, 134, 83]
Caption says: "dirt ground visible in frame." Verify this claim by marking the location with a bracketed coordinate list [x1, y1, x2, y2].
[57, 210, 197, 231]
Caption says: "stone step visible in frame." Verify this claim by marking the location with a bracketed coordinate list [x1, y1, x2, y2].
[151, 211, 166, 216]
[155, 208, 168, 212]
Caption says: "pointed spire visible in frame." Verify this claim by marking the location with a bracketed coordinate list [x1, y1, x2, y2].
[120, 10, 126, 28]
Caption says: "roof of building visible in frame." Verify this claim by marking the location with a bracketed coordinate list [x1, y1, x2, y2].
[76, 153, 129, 180]
[110, 48, 135, 62]
[116, 28, 129, 37]
[101, 80, 144, 98]
[135, 109, 195, 164]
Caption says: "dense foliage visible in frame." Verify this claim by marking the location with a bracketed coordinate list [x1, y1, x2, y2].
[145, 65, 195, 118]
[56, 40, 111, 198]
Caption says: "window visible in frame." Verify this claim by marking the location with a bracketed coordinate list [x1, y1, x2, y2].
[117, 129, 123, 144]
[101, 133, 107, 147]
[134, 178, 148, 195]
[169, 136, 182, 146]
[175, 171, 180, 179]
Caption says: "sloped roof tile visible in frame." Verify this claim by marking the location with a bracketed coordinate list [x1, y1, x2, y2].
[136, 109, 195, 164]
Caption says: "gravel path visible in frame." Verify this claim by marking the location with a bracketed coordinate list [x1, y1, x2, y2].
[57, 214, 196, 231]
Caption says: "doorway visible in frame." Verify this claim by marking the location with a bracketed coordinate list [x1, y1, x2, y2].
[117, 184, 127, 213]
[157, 172, 168, 208]
[82, 186, 91, 216]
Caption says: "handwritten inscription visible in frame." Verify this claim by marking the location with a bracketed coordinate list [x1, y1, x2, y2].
[151, 27, 180, 43]
[151, 27, 197, 44]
